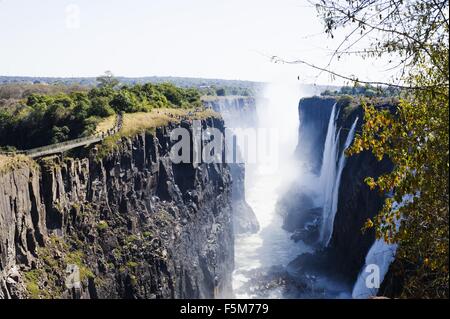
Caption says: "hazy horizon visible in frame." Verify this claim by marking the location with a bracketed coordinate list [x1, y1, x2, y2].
[0, 0, 399, 85]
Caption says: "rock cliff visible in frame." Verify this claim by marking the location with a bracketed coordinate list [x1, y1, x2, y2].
[0, 118, 234, 299]
[281, 96, 394, 287]
[328, 98, 393, 282]
[203, 96, 259, 234]
[295, 96, 336, 174]
[203, 96, 257, 128]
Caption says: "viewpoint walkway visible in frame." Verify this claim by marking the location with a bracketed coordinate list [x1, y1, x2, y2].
[0, 114, 122, 159]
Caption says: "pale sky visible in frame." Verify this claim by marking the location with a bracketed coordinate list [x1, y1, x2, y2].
[0, 0, 398, 84]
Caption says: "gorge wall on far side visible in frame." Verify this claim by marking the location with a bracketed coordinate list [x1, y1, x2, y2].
[203, 96, 259, 235]
[281, 96, 394, 288]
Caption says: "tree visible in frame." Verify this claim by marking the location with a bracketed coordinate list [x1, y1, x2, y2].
[90, 96, 114, 117]
[141, 83, 169, 108]
[216, 88, 226, 96]
[96, 71, 119, 89]
[110, 90, 140, 113]
[51, 125, 70, 144]
[158, 83, 184, 106]
[310, 0, 449, 298]
[0, 82, 202, 149]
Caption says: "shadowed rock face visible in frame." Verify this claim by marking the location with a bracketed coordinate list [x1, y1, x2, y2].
[280, 96, 394, 288]
[230, 163, 259, 234]
[329, 100, 394, 283]
[295, 96, 336, 174]
[0, 119, 234, 299]
[204, 97, 260, 235]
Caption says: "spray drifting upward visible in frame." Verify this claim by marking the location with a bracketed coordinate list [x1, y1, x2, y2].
[318, 103, 359, 246]
[232, 81, 311, 298]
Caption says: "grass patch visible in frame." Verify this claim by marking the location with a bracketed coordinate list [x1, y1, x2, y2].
[126, 261, 139, 268]
[143, 231, 154, 238]
[95, 107, 220, 160]
[96, 220, 109, 231]
[0, 154, 37, 175]
[24, 269, 43, 299]
[95, 115, 117, 134]
[125, 234, 140, 244]
[65, 250, 95, 281]
[95, 133, 122, 160]
[26, 282, 41, 299]
[121, 108, 220, 137]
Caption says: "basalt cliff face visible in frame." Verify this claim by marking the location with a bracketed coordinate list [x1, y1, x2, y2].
[281, 96, 393, 287]
[203, 96, 258, 128]
[294, 96, 336, 174]
[203, 97, 259, 234]
[0, 118, 234, 299]
[328, 99, 393, 282]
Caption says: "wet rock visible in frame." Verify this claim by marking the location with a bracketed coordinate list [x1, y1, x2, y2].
[235, 265, 320, 299]
[205, 98, 260, 235]
[229, 163, 259, 235]
[278, 190, 315, 232]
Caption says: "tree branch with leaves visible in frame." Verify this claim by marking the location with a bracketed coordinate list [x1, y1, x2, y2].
[302, 0, 449, 298]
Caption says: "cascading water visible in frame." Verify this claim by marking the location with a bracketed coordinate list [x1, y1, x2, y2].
[232, 81, 312, 298]
[317, 102, 359, 246]
[317, 104, 340, 243]
[230, 87, 362, 298]
[352, 238, 398, 298]
[352, 195, 413, 298]
[323, 117, 359, 246]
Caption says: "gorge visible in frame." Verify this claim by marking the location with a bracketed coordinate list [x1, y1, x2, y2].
[0, 0, 447, 302]
[0, 85, 397, 299]
[208, 85, 396, 299]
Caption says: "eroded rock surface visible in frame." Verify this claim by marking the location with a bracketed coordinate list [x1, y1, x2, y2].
[0, 119, 234, 299]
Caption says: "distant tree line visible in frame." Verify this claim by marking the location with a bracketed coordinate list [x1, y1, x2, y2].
[0, 79, 202, 150]
[0, 75, 263, 96]
[321, 84, 401, 97]
[199, 85, 254, 97]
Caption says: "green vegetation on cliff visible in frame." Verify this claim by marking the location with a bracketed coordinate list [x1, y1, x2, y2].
[0, 154, 37, 175]
[0, 78, 203, 150]
[94, 107, 219, 160]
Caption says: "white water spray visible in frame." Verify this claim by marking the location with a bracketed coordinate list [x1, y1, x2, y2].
[352, 238, 398, 299]
[232, 81, 312, 298]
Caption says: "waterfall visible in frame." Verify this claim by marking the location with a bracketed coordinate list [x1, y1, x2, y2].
[232, 81, 312, 298]
[352, 238, 398, 299]
[324, 117, 359, 246]
[318, 104, 339, 242]
[318, 103, 359, 246]
[352, 195, 413, 298]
